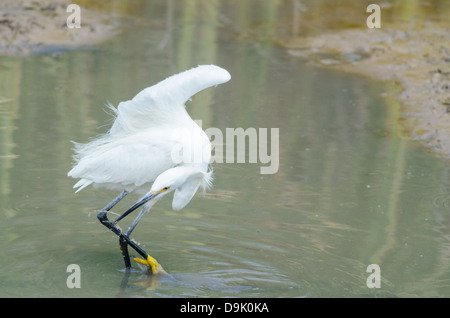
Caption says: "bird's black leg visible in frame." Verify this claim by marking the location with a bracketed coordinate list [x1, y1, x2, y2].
[124, 207, 148, 237]
[98, 209, 148, 267]
[119, 236, 132, 268]
[100, 190, 129, 211]
[97, 190, 128, 238]
[97, 190, 160, 269]
[97, 190, 134, 268]
[118, 207, 148, 268]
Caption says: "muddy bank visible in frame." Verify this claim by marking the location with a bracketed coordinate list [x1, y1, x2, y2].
[281, 20, 450, 158]
[0, 0, 120, 56]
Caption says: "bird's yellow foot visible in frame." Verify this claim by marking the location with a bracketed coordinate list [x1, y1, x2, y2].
[133, 254, 163, 274]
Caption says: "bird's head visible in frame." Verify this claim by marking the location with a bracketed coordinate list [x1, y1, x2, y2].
[150, 166, 213, 210]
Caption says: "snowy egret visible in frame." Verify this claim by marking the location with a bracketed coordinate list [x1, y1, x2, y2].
[68, 65, 231, 274]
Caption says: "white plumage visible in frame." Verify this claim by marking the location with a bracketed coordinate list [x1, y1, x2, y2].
[68, 65, 231, 210]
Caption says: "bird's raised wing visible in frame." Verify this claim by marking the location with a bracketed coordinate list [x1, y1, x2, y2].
[109, 65, 231, 135]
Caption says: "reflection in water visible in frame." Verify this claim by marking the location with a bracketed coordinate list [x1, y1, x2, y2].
[0, 0, 449, 297]
[117, 253, 303, 297]
[121, 271, 260, 297]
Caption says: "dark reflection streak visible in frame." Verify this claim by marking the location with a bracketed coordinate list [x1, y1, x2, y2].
[117, 269, 132, 297]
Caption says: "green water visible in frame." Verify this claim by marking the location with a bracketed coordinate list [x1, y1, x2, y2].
[0, 0, 449, 297]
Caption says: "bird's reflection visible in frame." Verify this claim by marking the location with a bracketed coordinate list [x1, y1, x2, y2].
[117, 266, 169, 297]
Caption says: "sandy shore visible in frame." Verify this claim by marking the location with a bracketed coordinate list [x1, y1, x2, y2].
[0, 0, 120, 56]
[282, 21, 450, 158]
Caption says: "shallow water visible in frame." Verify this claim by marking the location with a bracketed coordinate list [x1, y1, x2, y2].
[1, 0, 449, 297]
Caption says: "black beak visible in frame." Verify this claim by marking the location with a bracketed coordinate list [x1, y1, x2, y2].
[113, 191, 160, 223]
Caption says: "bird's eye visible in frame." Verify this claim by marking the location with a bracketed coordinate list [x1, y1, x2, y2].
[163, 187, 170, 191]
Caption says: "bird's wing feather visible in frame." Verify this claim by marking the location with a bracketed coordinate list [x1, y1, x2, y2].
[109, 65, 231, 135]
[68, 132, 178, 189]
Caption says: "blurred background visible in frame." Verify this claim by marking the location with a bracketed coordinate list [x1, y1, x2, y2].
[0, 0, 449, 297]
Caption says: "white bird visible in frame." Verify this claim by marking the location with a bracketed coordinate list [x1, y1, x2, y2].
[68, 65, 231, 274]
